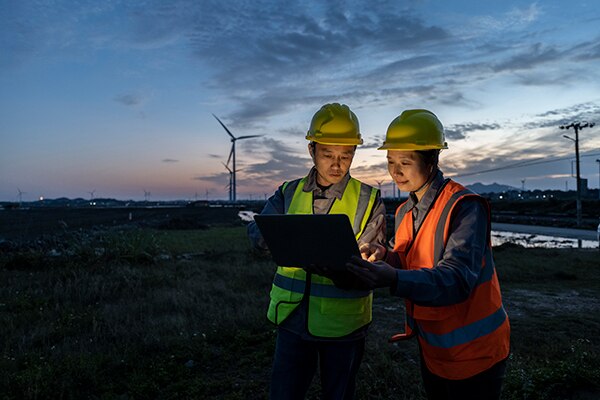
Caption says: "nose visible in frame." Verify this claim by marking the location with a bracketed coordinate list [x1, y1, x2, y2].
[391, 164, 403, 176]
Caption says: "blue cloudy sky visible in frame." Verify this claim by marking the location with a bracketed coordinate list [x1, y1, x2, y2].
[1, 0, 599, 201]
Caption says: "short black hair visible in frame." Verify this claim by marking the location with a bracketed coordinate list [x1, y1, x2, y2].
[416, 149, 440, 169]
[310, 142, 357, 154]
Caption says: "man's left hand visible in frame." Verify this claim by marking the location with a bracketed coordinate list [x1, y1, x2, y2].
[346, 256, 397, 289]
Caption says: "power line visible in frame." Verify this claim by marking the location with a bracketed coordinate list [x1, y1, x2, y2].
[451, 151, 600, 178]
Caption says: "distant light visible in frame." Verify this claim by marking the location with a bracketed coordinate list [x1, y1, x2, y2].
[499, 195, 503, 199]
[39, 196, 44, 201]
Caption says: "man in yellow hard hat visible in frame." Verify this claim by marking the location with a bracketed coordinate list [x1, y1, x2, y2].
[248, 103, 386, 400]
[347, 109, 510, 400]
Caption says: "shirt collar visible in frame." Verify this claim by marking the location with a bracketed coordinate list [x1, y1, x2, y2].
[405, 169, 446, 212]
[303, 167, 349, 200]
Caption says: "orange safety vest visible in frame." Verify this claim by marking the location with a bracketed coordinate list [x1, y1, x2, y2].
[392, 179, 510, 380]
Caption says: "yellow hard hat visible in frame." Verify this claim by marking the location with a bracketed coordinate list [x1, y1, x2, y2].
[378, 109, 448, 150]
[306, 103, 363, 145]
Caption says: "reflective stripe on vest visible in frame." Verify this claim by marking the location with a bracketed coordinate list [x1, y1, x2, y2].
[394, 179, 510, 379]
[273, 274, 371, 299]
[267, 176, 378, 338]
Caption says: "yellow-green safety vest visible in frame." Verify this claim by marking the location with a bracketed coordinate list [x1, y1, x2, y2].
[267, 176, 379, 337]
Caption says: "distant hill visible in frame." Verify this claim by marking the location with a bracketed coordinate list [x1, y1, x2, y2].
[466, 182, 518, 194]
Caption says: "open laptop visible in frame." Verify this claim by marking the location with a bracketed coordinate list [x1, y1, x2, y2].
[253, 214, 361, 271]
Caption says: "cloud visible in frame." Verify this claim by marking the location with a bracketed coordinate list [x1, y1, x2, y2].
[360, 137, 385, 150]
[527, 102, 600, 128]
[445, 122, 500, 140]
[505, 3, 541, 25]
[114, 93, 143, 106]
[12, 0, 590, 132]
[350, 162, 389, 181]
[574, 38, 600, 61]
[279, 126, 305, 137]
[162, 158, 179, 163]
[492, 43, 561, 72]
[174, 3, 453, 124]
[193, 137, 311, 193]
[241, 137, 310, 174]
[440, 103, 600, 186]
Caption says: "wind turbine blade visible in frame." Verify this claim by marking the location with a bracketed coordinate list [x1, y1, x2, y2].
[221, 162, 232, 172]
[212, 114, 236, 140]
[226, 145, 234, 166]
[237, 135, 264, 140]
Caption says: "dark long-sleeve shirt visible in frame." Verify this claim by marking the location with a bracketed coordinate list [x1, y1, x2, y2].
[385, 170, 489, 307]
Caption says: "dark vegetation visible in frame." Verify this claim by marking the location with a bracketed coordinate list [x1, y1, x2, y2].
[0, 210, 599, 399]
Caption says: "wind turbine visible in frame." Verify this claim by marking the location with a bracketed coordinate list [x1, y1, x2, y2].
[17, 188, 26, 206]
[143, 190, 151, 202]
[222, 161, 243, 202]
[213, 114, 263, 202]
[88, 190, 96, 201]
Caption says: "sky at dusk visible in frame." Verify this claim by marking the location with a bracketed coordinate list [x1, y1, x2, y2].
[1, 0, 600, 201]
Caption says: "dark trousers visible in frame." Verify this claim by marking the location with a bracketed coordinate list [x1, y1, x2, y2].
[270, 328, 365, 400]
[421, 355, 507, 400]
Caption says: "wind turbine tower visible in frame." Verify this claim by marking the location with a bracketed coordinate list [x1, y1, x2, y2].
[222, 162, 243, 202]
[17, 188, 25, 207]
[222, 162, 233, 201]
[213, 114, 263, 202]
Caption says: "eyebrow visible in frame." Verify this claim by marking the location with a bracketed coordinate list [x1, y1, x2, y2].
[323, 150, 354, 155]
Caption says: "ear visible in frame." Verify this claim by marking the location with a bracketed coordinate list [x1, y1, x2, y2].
[308, 142, 315, 161]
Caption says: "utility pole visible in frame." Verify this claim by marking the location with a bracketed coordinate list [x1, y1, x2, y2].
[596, 159, 600, 200]
[561, 121, 595, 228]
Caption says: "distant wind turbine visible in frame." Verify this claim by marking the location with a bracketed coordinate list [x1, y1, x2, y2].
[143, 190, 151, 202]
[213, 114, 263, 202]
[88, 190, 96, 201]
[222, 161, 243, 202]
[17, 188, 26, 206]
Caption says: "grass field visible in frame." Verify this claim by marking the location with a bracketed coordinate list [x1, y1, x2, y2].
[1, 224, 599, 399]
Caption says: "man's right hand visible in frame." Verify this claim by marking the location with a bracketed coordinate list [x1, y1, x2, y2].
[359, 243, 386, 262]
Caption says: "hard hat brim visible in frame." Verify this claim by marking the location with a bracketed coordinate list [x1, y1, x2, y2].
[306, 135, 363, 146]
[377, 142, 448, 151]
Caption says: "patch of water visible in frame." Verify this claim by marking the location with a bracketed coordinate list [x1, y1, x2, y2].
[491, 231, 598, 249]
